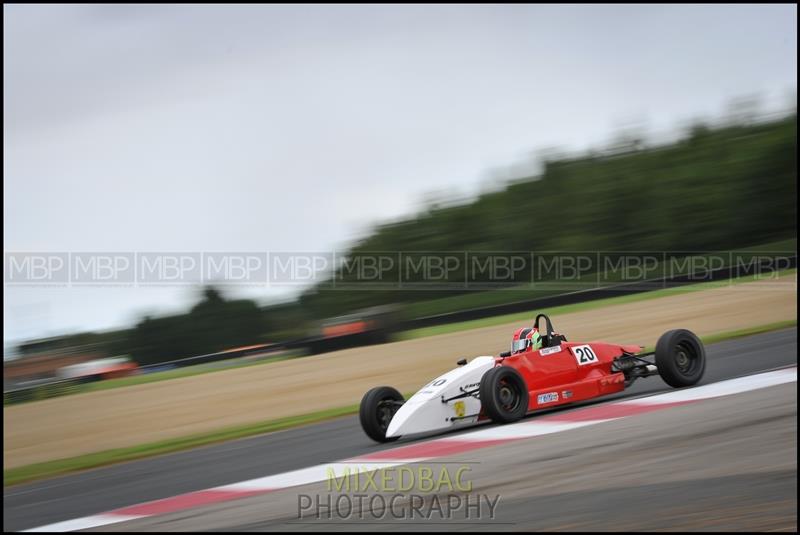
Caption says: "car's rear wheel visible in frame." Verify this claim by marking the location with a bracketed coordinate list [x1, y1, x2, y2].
[359, 386, 404, 443]
[479, 366, 529, 424]
[655, 329, 706, 388]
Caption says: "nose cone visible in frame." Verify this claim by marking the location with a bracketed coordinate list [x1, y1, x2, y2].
[384, 417, 404, 439]
[385, 356, 496, 438]
[385, 397, 450, 438]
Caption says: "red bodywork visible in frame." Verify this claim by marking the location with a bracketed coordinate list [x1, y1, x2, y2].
[493, 339, 643, 411]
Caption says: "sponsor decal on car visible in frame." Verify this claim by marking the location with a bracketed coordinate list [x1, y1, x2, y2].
[453, 400, 466, 418]
[539, 346, 562, 356]
[537, 392, 559, 404]
[562, 390, 573, 399]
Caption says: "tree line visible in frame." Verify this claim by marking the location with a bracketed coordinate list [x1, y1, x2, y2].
[15, 113, 797, 365]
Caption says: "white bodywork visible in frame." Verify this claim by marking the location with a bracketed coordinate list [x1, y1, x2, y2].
[385, 356, 496, 438]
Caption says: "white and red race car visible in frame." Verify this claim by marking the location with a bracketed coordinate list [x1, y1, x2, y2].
[359, 314, 706, 442]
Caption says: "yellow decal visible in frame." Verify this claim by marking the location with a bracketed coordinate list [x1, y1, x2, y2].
[454, 400, 466, 418]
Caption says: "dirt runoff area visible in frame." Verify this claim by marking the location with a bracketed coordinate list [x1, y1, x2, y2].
[4, 273, 797, 469]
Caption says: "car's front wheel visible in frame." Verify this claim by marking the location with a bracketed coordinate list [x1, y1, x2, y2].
[479, 366, 529, 424]
[655, 329, 706, 388]
[359, 386, 404, 443]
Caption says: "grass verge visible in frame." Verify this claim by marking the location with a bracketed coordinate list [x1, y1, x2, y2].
[4, 319, 795, 488]
[3, 402, 359, 487]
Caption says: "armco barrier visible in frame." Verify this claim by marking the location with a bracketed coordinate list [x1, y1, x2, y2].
[399, 255, 797, 330]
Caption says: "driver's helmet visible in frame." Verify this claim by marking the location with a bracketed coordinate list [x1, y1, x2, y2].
[511, 327, 542, 354]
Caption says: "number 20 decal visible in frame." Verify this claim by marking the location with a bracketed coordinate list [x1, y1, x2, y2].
[571, 344, 599, 366]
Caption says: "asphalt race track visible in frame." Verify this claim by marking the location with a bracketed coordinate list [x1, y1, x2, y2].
[100, 380, 797, 532]
[4, 328, 797, 532]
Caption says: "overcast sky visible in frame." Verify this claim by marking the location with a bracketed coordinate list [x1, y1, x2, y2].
[3, 4, 797, 345]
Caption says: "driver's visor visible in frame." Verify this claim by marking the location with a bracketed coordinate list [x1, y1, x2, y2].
[511, 338, 528, 353]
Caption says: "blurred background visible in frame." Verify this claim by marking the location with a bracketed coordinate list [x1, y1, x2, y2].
[3, 4, 797, 397]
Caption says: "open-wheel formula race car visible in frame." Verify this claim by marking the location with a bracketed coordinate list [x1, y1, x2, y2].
[359, 314, 706, 442]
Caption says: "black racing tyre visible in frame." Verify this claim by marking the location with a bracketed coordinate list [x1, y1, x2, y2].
[479, 366, 529, 424]
[359, 386, 404, 443]
[655, 329, 706, 388]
